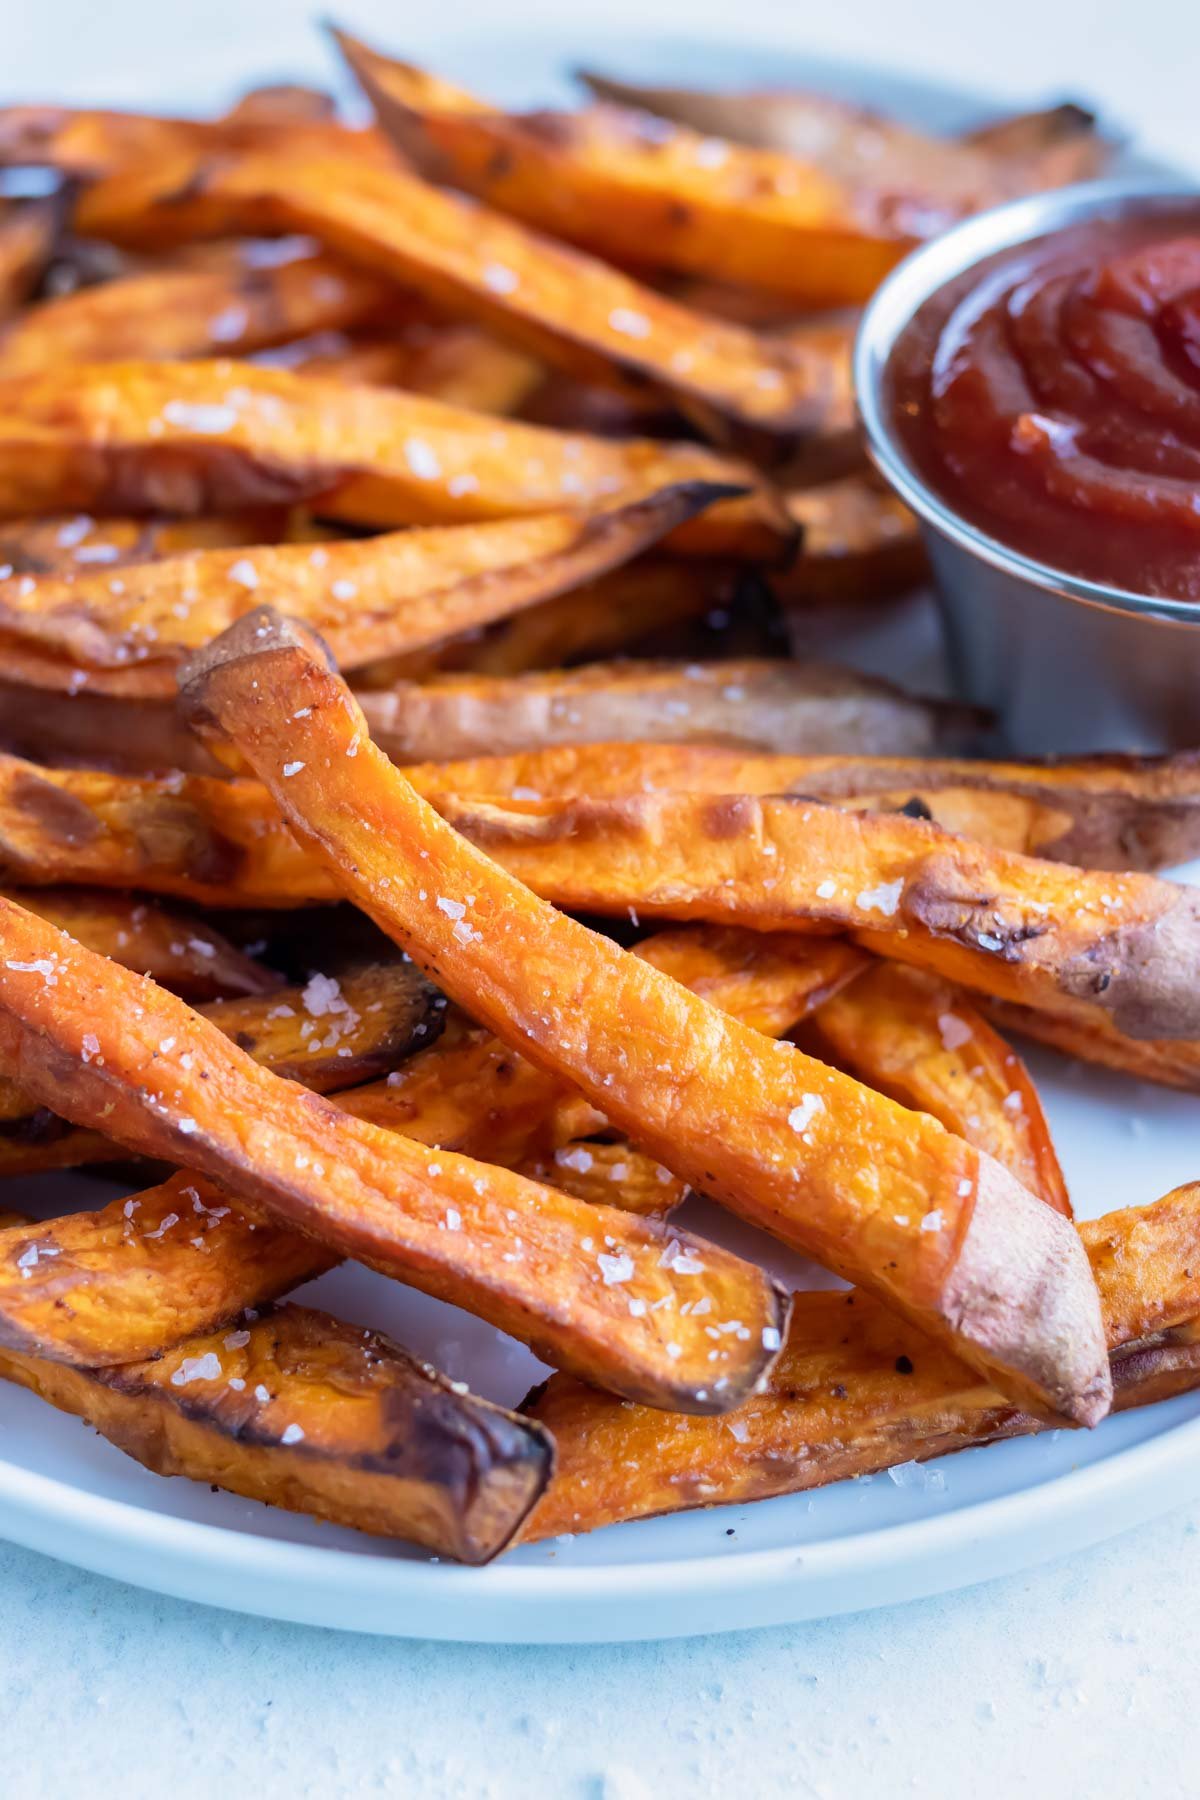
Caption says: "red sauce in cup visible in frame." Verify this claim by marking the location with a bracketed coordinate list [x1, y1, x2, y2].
[889, 206, 1200, 600]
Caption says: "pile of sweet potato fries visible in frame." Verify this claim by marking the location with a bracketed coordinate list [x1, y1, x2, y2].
[0, 27, 1196, 1565]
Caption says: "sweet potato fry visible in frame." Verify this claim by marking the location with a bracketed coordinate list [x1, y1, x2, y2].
[780, 477, 926, 604]
[0, 895, 784, 1411]
[0, 195, 66, 320]
[0, 359, 787, 559]
[350, 558, 762, 684]
[0, 956, 445, 1170]
[0, 508, 316, 575]
[414, 789, 1200, 1039]
[76, 146, 853, 456]
[259, 323, 546, 413]
[522, 1183, 1200, 1539]
[803, 961, 1070, 1214]
[0, 485, 732, 696]
[180, 608, 1109, 1426]
[0, 1174, 333, 1365]
[344, 40, 913, 309]
[578, 75, 1112, 199]
[0, 244, 394, 375]
[0, 885, 277, 999]
[985, 1001, 1200, 1097]
[357, 658, 959, 763]
[0, 682, 225, 775]
[0, 102, 386, 178]
[344, 930, 865, 1164]
[395, 743, 1200, 870]
[517, 1142, 688, 1218]
[963, 102, 1112, 186]
[0, 750, 330, 906]
[0, 1283, 552, 1562]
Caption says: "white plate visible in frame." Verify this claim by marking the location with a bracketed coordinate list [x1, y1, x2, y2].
[1, 22, 1197, 1642]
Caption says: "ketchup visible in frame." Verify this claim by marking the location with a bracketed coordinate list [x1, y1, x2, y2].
[889, 206, 1200, 600]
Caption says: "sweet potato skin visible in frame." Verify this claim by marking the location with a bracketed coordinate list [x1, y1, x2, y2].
[179, 608, 1109, 1427]
[0, 896, 784, 1411]
[0, 486, 728, 695]
[421, 790, 1200, 1040]
[522, 1184, 1200, 1540]
[0, 1296, 553, 1562]
[0, 359, 787, 559]
[985, 1001, 1200, 1097]
[359, 658, 955, 763]
[389, 743, 1200, 871]
[804, 960, 1070, 1215]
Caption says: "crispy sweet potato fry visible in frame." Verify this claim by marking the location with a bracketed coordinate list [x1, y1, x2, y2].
[344, 930, 865, 1165]
[517, 1141, 688, 1217]
[0, 682, 225, 775]
[0, 895, 784, 1410]
[0, 885, 277, 999]
[181, 608, 1109, 1426]
[396, 743, 1200, 870]
[963, 102, 1112, 186]
[0, 359, 787, 559]
[338, 558, 763, 684]
[0, 486, 732, 696]
[415, 788, 1200, 1039]
[0, 957, 445, 1169]
[0, 103, 386, 178]
[0, 749, 331, 905]
[258, 322, 546, 413]
[0, 508, 317, 575]
[803, 961, 1070, 1214]
[0, 195, 66, 319]
[0, 244, 394, 374]
[77, 146, 853, 455]
[985, 1001, 1200, 1097]
[357, 658, 958, 763]
[522, 1184, 1200, 1540]
[0, 1276, 552, 1561]
[344, 40, 914, 309]
[578, 75, 1112, 197]
[0, 1174, 332, 1364]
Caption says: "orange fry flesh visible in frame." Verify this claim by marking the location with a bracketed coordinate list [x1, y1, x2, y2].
[523, 1184, 1200, 1540]
[0, 895, 784, 1412]
[179, 607, 1110, 1428]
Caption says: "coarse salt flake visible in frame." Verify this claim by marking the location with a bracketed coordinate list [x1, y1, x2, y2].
[856, 879, 903, 917]
[788, 1093, 825, 1135]
[171, 1352, 222, 1386]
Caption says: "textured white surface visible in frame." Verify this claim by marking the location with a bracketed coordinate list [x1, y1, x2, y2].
[3, 0, 1200, 1791]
